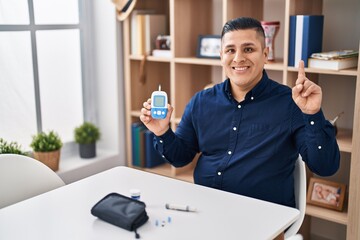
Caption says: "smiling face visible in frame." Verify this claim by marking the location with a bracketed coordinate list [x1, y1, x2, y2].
[220, 29, 268, 100]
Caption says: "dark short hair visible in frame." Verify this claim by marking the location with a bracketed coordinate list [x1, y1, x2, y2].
[221, 17, 265, 46]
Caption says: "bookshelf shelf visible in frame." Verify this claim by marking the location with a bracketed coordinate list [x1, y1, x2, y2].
[287, 66, 358, 76]
[337, 128, 353, 153]
[306, 205, 348, 225]
[120, 0, 360, 239]
[130, 55, 172, 63]
[174, 57, 221, 66]
[264, 60, 285, 71]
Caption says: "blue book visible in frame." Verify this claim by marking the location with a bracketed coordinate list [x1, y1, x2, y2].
[288, 15, 324, 67]
[288, 16, 297, 67]
[144, 129, 165, 168]
[131, 122, 146, 167]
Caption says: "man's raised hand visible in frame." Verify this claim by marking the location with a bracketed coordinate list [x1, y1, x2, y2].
[292, 60, 322, 114]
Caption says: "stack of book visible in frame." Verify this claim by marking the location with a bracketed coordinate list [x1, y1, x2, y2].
[308, 50, 359, 70]
[131, 122, 166, 168]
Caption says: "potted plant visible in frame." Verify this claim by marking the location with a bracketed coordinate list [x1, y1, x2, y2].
[0, 138, 27, 155]
[74, 122, 100, 159]
[30, 130, 63, 171]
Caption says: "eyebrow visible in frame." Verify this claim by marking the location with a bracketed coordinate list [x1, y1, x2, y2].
[223, 42, 256, 49]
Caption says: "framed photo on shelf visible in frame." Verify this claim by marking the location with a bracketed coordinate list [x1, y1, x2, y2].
[307, 177, 346, 211]
[196, 35, 221, 59]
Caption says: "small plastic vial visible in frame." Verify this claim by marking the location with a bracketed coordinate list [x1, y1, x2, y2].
[130, 189, 141, 200]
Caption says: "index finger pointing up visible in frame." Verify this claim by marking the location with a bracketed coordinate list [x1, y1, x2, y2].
[298, 60, 306, 78]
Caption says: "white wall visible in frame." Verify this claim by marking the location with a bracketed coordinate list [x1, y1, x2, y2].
[58, 1, 126, 183]
[91, 0, 126, 166]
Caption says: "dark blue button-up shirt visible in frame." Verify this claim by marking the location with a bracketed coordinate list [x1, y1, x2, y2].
[154, 71, 340, 207]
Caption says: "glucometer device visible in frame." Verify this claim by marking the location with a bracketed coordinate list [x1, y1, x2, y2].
[151, 85, 168, 119]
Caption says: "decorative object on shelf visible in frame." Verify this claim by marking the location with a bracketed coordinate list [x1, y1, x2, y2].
[307, 177, 346, 211]
[30, 131, 63, 171]
[155, 35, 171, 50]
[74, 122, 101, 159]
[288, 15, 324, 67]
[329, 111, 344, 135]
[0, 138, 27, 155]
[153, 35, 172, 58]
[308, 50, 358, 70]
[111, 0, 137, 21]
[196, 35, 221, 59]
[261, 21, 280, 61]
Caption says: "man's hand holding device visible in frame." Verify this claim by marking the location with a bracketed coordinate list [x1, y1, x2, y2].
[151, 85, 168, 119]
[140, 85, 173, 136]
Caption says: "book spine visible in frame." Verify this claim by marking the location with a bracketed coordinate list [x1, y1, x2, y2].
[301, 15, 324, 67]
[144, 130, 152, 168]
[131, 13, 137, 55]
[288, 16, 296, 67]
[139, 127, 146, 167]
[145, 130, 165, 168]
[294, 15, 304, 68]
[131, 123, 146, 167]
[131, 123, 139, 166]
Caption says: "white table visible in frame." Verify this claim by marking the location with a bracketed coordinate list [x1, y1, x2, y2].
[0, 166, 299, 240]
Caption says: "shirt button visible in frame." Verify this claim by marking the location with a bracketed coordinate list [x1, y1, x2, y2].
[233, 127, 237, 131]
[228, 151, 232, 155]
[217, 172, 222, 176]
[238, 105, 241, 109]
[318, 146, 322, 150]
[251, 96, 254, 100]
[162, 155, 165, 158]
[159, 140, 163, 143]
[310, 121, 315, 125]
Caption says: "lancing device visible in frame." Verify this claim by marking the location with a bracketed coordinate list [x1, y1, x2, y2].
[165, 203, 197, 212]
[151, 85, 168, 119]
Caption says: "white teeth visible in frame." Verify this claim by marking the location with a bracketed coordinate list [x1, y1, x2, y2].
[234, 66, 248, 71]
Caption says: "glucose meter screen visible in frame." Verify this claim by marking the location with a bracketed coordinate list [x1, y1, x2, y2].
[154, 96, 165, 107]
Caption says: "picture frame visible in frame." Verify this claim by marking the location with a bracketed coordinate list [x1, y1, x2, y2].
[196, 35, 221, 59]
[306, 177, 346, 211]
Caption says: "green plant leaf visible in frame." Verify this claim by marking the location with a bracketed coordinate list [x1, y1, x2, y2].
[30, 130, 63, 152]
[74, 122, 101, 144]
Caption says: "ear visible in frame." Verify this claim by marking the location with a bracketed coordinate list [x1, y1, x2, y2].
[263, 46, 269, 64]
[220, 50, 224, 66]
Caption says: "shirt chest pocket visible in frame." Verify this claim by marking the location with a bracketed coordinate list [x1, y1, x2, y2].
[240, 123, 279, 157]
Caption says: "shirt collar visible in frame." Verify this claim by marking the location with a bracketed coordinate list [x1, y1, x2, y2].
[224, 70, 269, 101]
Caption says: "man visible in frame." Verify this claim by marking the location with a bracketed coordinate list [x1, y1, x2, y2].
[140, 17, 340, 208]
